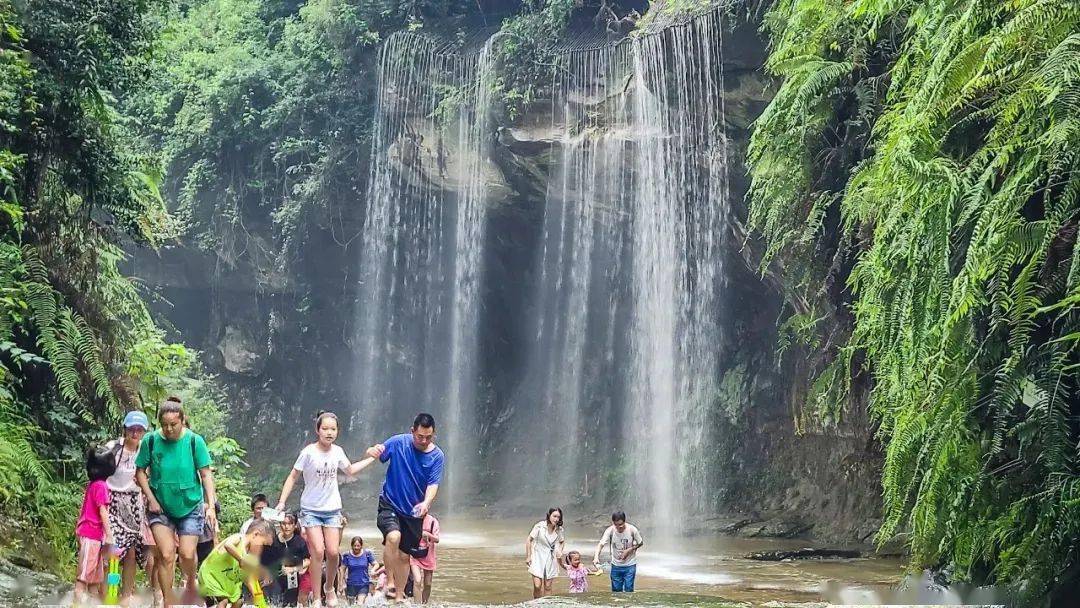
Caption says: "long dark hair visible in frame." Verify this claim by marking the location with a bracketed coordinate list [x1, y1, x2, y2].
[546, 507, 563, 527]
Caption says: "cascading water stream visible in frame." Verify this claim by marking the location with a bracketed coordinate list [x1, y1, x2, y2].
[626, 10, 729, 526]
[357, 6, 729, 526]
[356, 33, 495, 511]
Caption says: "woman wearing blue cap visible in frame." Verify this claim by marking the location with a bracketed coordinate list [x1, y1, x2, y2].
[105, 410, 151, 604]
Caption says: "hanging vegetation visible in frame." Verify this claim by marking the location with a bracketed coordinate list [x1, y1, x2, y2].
[749, 0, 1080, 600]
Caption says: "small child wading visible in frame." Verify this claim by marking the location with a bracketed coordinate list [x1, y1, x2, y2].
[408, 514, 440, 604]
[197, 520, 275, 608]
[562, 551, 601, 593]
[74, 445, 117, 605]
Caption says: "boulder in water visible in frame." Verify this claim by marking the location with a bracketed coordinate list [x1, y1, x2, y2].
[738, 518, 812, 538]
[745, 547, 861, 561]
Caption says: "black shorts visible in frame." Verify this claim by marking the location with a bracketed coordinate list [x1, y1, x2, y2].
[376, 496, 425, 557]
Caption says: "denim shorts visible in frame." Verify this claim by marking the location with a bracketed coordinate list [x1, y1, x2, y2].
[147, 505, 205, 537]
[300, 508, 343, 528]
[345, 583, 369, 599]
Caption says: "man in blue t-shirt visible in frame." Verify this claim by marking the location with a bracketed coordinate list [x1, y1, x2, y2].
[370, 413, 444, 602]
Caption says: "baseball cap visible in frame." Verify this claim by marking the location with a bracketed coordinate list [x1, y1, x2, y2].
[123, 410, 150, 429]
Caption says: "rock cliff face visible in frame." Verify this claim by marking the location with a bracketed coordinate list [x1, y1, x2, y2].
[129, 8, 882, 542]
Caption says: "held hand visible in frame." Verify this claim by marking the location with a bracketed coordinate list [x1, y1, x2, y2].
[147, 498, 163, 514]
[366, 444, 385, 459]
[413, 501, 430, 518]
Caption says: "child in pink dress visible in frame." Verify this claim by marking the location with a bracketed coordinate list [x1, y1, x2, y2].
[75, 445, 117, 604]
[562, 550, 601, 593]
[408, 514, 440, 603]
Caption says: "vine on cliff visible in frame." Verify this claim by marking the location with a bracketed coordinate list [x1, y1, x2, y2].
[748, 0, 1080, 600]
[490, 0, 575, 120]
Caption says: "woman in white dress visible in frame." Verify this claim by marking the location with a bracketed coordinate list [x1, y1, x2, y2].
[525, 508, 565, 598]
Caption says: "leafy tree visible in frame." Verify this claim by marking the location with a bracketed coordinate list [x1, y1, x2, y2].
[0, 0, 251, 570]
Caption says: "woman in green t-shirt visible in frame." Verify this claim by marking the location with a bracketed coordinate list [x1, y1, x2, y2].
[135, 396, 218, 606]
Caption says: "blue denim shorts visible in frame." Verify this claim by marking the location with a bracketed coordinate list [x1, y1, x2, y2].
[301, 508, 343, 528]
[147, 505, 205, 537]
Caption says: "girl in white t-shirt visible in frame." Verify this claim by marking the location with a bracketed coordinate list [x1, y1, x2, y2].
[525, 508, 565, 598]
[276, 411, 383, 608]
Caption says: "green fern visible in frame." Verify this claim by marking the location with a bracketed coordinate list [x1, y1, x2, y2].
[749, 0, 1080, 598]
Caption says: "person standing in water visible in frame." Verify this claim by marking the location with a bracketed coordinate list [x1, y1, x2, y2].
[409, 514, 440, 603]
[370, 413, 444, 603]
[240, 492, 269, 534]
[135, 397, 217, 607]
[266, 511, 310, 607]
[525, 507, 565, 598]
[340, 536, 375, 603]
[561, 550, 601, 593]
[275, 410, 381, 607]
[592, 511, 644, 592]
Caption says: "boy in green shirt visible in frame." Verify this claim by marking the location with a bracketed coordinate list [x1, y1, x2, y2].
[199, 519, 275, 607]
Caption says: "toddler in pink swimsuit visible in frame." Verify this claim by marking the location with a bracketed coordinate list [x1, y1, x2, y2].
[562, 550, 601, 593]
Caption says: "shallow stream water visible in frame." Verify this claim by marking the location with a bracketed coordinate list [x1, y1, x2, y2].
[343, 517, 902, 606]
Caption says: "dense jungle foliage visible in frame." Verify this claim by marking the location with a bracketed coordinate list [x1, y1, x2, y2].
[0, 0, 529, 573]
[4, 0, 1078, 603]
[0, 0, 252, 573]
[748, 0, 1080, 601]
[125, 0, 478, 271]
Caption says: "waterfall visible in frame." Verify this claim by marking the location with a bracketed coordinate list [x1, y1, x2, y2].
[517, 43, 634, 501]
[356, 33, 495, 510]
[358, 7, 729, 525]
[626, 12, 729, 524]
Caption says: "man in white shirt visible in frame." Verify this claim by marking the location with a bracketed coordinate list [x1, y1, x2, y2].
[592, 511, 644, 592]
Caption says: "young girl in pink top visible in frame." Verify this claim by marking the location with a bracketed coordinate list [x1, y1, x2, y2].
[562, 550, 601, 593]
[408, 514, 440, 603]
[75, 445, 117, 604]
